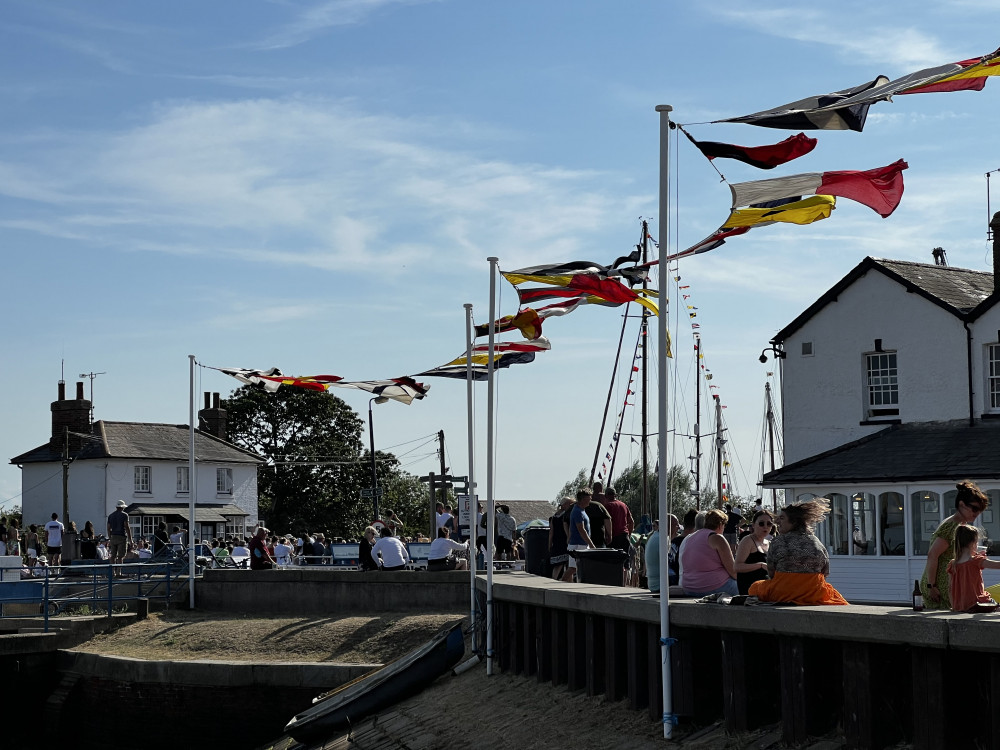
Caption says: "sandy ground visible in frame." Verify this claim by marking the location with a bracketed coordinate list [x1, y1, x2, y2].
[71, 610, 467, 663]
[73, 610, 871, 749]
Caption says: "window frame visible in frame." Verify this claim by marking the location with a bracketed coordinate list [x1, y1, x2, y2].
[216, 467, 234, 495]
[987, 343, 1000, 413]
[134, 465, 151, 494]
[864, 350, 899, 419]
[176, 466, 190, 494]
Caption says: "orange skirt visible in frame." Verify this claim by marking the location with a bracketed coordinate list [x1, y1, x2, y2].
[749, 571, 848, 606]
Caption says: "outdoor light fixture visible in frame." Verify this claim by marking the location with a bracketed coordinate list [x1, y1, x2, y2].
[759, 344, 786, 363]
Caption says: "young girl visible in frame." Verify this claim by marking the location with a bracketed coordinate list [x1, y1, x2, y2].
[947, 526, 1000, 613]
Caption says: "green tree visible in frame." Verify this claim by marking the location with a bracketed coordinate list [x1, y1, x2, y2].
[609, 461, 697, 524]
[224, 385, 402, 538]
[554, 467, 589, 503]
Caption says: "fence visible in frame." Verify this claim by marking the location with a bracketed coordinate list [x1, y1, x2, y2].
[0, 560, 184, 632]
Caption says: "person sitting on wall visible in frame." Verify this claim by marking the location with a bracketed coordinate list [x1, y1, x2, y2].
[678, 509, 739, 597]
[372, 526, 410, 571]
[749, 499, 848, 606]
[427, 526, 469, 571]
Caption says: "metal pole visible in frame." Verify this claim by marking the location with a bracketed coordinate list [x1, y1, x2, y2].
[655, 103, 674, 740]
[485, 256, 498, 676]
[188, 355, 197, 609]
[464, 303, 479, 654]
[369, 397, 379, 523]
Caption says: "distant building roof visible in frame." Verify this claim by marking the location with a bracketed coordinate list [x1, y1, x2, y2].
[773, 257, 997, 343]
[125, 503, 249, 522]
[762, 419, 1000, 486]
[498, 500, 558, 523]
[10, 420, 263, 465]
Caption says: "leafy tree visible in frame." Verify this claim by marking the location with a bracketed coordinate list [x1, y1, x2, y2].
[608, 460, 697, 523]
[224, 385, 422, 539]
[553, 467, 589, 503]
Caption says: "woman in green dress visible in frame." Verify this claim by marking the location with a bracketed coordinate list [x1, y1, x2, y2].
[920, 481, 988, 610]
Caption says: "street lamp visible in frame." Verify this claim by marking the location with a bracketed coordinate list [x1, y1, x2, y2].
[368, 396, 389, 522]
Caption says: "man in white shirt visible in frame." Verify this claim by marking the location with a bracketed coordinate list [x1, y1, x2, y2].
[435, 503, 453, 533]
[274, 537, 293, 567]
[372, 527, 410, 571]
[136, 541, 153, 560]
[44, 513, 65, 567]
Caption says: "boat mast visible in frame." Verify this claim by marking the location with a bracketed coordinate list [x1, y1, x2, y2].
[694, 337, 701, 510]
[714, 393, 724, 509]
[765, 381, 778, 510]
[640, 220, 650, 521]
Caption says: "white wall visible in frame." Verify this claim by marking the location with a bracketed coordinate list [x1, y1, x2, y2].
[782, 270, 968, 463]
[19, 458, 258, 529]
[20, 460, 106, 529]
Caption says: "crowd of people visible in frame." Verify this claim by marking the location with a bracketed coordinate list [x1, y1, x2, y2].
[8, 479, 1000, 612]
[543, 486, 851, 605]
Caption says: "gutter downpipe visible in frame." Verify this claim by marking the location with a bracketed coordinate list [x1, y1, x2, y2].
[655, 103, 674, 741]
[964, 321, 975, 427]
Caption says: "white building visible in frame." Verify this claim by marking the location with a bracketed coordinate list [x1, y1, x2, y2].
[11, 383, 263, 544]
[762, 215, 1000, 603]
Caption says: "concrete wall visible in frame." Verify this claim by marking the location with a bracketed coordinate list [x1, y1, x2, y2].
[56, 652, 379, 750]
[196, 568, 471, 615]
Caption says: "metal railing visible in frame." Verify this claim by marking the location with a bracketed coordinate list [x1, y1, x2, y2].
[0, 561, 186, 632]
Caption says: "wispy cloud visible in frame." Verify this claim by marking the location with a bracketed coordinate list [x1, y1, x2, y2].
[252, 0, 441, 50]
[0, 96, 642, 276]
[706, 3, 955, 71]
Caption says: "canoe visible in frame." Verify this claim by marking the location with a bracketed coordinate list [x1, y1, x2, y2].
[284, 621, 465, 742]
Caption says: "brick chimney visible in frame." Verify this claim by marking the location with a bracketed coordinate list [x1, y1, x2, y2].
[993, 211, 1000, 287]
[50, 381, 92, 451]
[198, 391, 228, 440]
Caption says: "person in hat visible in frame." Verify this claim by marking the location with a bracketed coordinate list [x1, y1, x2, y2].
[107, 500, 133, 573]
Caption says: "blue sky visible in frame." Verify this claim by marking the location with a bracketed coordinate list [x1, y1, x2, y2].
[2, 1, 998, 516]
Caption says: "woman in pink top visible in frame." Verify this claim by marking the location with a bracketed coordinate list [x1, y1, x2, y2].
[679, 509, 739, 596]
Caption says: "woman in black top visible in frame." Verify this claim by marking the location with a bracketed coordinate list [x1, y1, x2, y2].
[359, 526, 378, 571]
[735, 510, 773, 595]
[80, 520, 97, 559]
[152, 521, 170, 557]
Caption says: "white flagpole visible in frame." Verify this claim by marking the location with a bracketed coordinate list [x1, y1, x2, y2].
[188, 354, 197, 609]
[464, 302, 478, 654]
[485, 257, 498, 676]
[655, 104, 674, 740]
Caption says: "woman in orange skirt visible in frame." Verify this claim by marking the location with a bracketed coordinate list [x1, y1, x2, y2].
[749, 498, 848, 606]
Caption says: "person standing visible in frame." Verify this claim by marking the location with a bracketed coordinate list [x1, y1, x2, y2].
[548, 497, 574, 581]
[921, 480, 988, 610]
[495, 505, 517, 559]
[584, 495, 612, 549]
[80, 520, 97, 560]
[248, 527, 276, 570]
[563, 488, 596, 582]
[0, 515, 7, 556]
[5, 519, 21, 560]
[107, 500, 133, 574]
[44, 512, 65, 567]
[604, 487, 635, 551]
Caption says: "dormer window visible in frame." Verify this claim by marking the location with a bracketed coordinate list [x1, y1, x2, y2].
[865, 351, 899, 418]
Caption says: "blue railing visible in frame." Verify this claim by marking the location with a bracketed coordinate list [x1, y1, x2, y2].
[0, 561, 184, 632]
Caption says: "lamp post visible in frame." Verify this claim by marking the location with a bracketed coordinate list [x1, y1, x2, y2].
[368, 396, 389, 522]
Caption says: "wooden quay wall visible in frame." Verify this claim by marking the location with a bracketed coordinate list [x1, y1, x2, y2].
[479, 572, 1000, 750]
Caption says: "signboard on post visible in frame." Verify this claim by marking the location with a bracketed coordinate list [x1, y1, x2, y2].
[456, 493, 479, 541]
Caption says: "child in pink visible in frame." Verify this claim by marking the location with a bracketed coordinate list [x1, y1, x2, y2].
[947, 525, 1000, 613]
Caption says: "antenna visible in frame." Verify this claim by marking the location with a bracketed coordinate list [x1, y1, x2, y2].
[78, 371, 107, 423]
[989, 168, 1000, 241]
